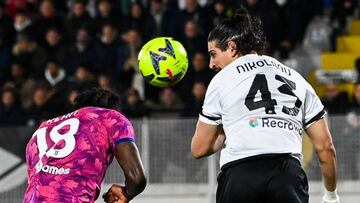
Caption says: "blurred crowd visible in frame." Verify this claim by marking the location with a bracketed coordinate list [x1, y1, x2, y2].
[1, 0, 360, 127]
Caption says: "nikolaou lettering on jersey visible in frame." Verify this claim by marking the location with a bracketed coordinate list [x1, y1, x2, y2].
[235, 59, 291, 76]
[249, 117, 303, 135]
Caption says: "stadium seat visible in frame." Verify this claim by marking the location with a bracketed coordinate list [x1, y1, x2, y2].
[350, 20, 360, 35]
[321, 53, 360, 70]
[336, 36, 360, 52]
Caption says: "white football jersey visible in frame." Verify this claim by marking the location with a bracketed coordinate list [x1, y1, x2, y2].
[199, 54, 325, 168]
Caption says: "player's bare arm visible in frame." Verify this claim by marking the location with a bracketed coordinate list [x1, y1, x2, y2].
[112, 142, 147, 201]
[306, 118, 337, 191]
[306, 118, 340, 203]
[191, 121, 225, 159]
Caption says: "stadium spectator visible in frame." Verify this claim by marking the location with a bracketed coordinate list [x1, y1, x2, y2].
[43, 60, 67, 89]
[180, 0, 211, 35]
[349, 82, 360, 114]
[13, 9, 35, 41]
[95, 24, 120, 75]
[42, 28, 68, 66]
[321, 82, 349, 114]
[5, 0, 29, 18]
[0, 2, 15, 48]
[189, 51, 214, 85]
[64, 0, 93, 42]
[157, 87, 184, 115]
[178, 51, 214, 103]
[0, 87, 27, 126]
[116, 28, 142, 90]
[149, 87, 183, 117]
[143, 0, 180, 42]
[26, 85, 52, 126]
[182, 80, 207, 117]
[330, 0, 358, 51]
[32, 0, 64, 45]
[93, 0, 122, 35]
[181, 19, 207, 57]
[98, 73, 115, 92]
[122, 1, 146, 34]
[208, 0, 229, 27]
[302, 15, 332, 53]
[73, 63, 98, 89]
[122, 87, 150, 118]
[0, 36, 11, 84]
[12, 34, 47, 78]
[67, 27, 99, 74]
[8, 62, 36, 109]
[63, 87, 80, 113]
[243, 0, 282, 55]
[275, 0, 322, 58]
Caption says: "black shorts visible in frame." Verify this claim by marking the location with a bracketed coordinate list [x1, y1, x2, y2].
[216, 153, 309, 203]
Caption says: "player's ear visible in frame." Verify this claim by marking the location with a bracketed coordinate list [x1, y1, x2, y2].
[227, 41, 238, 57]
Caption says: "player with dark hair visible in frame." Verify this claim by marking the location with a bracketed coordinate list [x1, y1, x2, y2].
[24, 87, 146, 203]
[191, 7, 339, 203]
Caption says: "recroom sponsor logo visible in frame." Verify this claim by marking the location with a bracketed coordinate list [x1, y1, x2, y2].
[249, 117, 303, 135]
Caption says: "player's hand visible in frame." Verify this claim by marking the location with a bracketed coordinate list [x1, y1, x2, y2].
[102, 184, 129, 203]
[321, 189, 340, 203]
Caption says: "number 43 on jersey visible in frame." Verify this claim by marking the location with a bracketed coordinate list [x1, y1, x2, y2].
[245, 74, 302, 116]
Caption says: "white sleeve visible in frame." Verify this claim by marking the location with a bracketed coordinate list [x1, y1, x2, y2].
[303, 82, 326, 129]
[199, 80, 222, 125]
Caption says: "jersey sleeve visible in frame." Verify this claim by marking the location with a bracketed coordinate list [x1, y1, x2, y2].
[109, 110, 136, 145]
[303, 82, 326, 129]
[199, 79, 222, 125]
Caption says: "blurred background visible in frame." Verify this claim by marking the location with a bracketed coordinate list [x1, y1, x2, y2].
[0, 0, 360, 202]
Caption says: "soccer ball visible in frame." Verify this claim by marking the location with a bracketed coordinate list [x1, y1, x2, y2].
[138, 37, 188, 87]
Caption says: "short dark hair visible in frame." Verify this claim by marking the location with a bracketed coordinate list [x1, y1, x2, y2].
[208, 6, 267, 55]
[73, 87, 121, 111]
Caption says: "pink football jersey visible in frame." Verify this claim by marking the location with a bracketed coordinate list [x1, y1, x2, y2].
[23, 107, 136, 203]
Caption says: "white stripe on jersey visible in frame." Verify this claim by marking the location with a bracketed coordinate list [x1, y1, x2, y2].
[199, 54, 325, 168]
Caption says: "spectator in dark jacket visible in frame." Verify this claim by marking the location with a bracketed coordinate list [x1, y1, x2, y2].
[42, 28, 69, 66]
[349, 83, 360, 114]
[64, 0, 93, 42]
[0, 36, 11, 84]
[32, 0, 64, 45]
[143, 0, 181, 42]
[0, 3, 15, 48]
[93, 0, 122, 35]
[26, 85, 52, 126]
[180, 0, 211, 35]
[67, 27, 100, 75]
[122, 1, 146, 34]
[122, 87, 150, 118]
[321, 82, 350, 114]
[180, 19, 207, 57]
[0, 87, 27, 126]
[12, 34, 47, 78]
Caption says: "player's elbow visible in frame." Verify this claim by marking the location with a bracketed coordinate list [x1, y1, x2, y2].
[126, 169, 147, 195]
[191, 149, 204, 159]
[134, 175, 147, 193]
[132, 172, 147, 192]
[191, 141, 207, 159]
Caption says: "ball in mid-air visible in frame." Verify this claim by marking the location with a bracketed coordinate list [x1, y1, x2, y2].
[138, 37, 188, 87]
